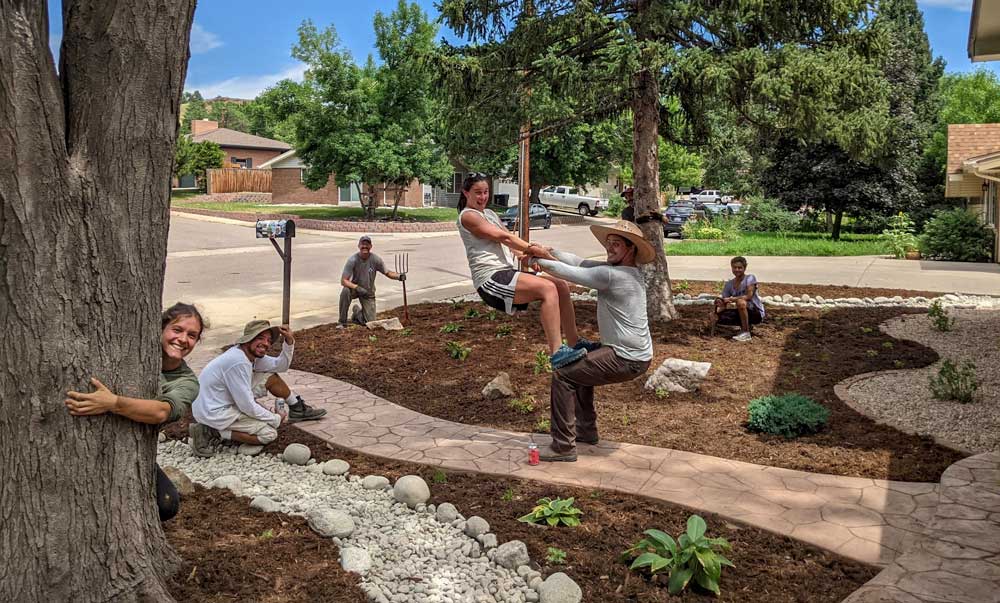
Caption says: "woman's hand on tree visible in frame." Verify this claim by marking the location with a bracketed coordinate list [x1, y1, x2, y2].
[65, 378, 119, 416]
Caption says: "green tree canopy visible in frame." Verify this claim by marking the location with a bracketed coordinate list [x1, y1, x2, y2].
[173, 137, 225, 189]
[925, 70, 1000, 183]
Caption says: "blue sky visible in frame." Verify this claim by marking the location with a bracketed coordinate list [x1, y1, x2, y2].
[46, 0, 995, 100]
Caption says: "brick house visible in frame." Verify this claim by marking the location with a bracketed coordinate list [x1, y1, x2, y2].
[944, 123, 1000, 262]
[259, 149, 430, 207]
[190, 119, 291, 169]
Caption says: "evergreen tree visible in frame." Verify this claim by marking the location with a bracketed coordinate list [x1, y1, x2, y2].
[181, 89, 208, 134]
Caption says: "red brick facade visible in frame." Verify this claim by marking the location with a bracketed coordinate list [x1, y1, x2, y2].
[220, 147, 285, 170]
[272, 168, 339, 204]
[370, 179, 425, 208]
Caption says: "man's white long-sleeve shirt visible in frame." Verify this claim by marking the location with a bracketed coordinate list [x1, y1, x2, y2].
[193, 342, 293, 430]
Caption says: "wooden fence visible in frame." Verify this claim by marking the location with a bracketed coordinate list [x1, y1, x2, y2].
[206, 168, 272, 194]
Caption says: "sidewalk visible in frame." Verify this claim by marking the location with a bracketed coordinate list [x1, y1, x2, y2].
[664, 255, 1000, 295]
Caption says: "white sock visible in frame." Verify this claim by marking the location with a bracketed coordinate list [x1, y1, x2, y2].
[288, 390, 303, 405]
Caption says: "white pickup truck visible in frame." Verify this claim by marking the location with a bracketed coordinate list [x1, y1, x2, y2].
[538, 185, 608, 216]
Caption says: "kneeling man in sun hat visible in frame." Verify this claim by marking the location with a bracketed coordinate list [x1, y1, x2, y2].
[525, 220, 655, 462]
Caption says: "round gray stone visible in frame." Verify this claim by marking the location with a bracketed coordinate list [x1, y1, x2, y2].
[393, 475, 431, 508]
[308, 508, 355, 538]
[494, 540, 530, 569]
[323, 459, 350, 476]
[250, 496, 280, 513]
[436, 502, 459, 523]
[208, 474, 242, 494]
[282, 443, 311, 465]
[362, 475, 391, 490]
[538, 572, 582, 603]
[464, 516, 490, 538]
[341, 547, 372, 575]
[237, 444, 264, 456]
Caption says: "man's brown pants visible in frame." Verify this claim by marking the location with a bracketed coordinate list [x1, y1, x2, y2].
[550, 346, 650, 454]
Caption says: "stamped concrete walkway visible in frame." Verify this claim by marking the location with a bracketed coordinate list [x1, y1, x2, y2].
[277, 367, 938, 568]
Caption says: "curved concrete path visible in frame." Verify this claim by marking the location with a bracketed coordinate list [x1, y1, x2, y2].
[278, 367, 937, 568]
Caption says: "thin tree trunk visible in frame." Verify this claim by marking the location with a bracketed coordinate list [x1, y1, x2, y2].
[391, 185, 403, 220]
[0, 1, 195, 601]
[832, 208, 844, 241]
[632, 0, 678, 322]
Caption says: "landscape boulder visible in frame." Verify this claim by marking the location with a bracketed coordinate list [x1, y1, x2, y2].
[482, 372, 515, 400]
[494, 540, 530, 569]
[161, 466, 194, 496]
[366, 317, 404, 331]
[308, 508, 355, 538]
[282, 443, 311, 465]
[250, 496, 280, 513]
[644, 358, 712, 393]
[436, 502, 459, 523]
[341, 547, 372, 575]
[538, 572, 583, 603]
[323, 459, 351, 476]
[208, 475, 243, 495]
[464, 516, 490, 538]
[362, 475, 391, 490]
[393, 475, 431, 508]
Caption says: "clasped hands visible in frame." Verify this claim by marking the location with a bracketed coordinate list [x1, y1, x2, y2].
[520, 242, 556, 262]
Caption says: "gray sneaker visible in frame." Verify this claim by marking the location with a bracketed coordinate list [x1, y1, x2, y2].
[188, 423, 217, 457]
[732, 331, 752, 342]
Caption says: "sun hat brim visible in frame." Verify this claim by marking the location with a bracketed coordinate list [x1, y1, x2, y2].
[589, 223, 656, 264]
[236, 323, 280, 345]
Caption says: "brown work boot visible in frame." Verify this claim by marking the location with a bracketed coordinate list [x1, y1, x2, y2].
[538, 445, 577, 462]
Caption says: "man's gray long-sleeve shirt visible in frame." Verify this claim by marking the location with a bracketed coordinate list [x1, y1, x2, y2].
[535, 250, 653, 361]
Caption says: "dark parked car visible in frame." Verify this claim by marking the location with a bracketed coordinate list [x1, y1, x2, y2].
[500, 204, 552, 230]
[663, 204, 695, 237]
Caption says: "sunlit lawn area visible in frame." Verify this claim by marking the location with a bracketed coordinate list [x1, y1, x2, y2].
[171, 200, 458, 223]
[664, 232, 892, 256]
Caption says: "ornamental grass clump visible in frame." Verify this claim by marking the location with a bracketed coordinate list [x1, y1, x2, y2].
[624, 515, 734, 596]
[929, 360, 978, 404]
[746, 393, 829, 438]
[518, 497, 583, 527]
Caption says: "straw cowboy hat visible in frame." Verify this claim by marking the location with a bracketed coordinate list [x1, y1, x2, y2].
[590, 220, 656, 264]
[236, 319, 280, 345]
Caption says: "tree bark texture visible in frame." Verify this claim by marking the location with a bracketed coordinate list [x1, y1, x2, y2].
[0, 1, 195, 601]
[632, 0, 678, 322]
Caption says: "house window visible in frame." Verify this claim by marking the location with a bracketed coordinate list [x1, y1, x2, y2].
[987, 182, 998, 227]
[231, 156, 252, 169]
[339, 182, 361, 202]
[451, 173, 463, 194]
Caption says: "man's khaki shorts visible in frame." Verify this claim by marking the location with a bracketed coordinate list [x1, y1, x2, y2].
[223, 413, 277, 444]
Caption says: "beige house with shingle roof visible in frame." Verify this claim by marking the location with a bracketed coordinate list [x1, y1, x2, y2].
[944, 123, 1000, 262]
[190, 119, 290, 169]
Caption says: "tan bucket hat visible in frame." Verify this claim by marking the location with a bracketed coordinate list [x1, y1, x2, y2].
[589, 220, 656, 264]
[236, 319, 279, 345]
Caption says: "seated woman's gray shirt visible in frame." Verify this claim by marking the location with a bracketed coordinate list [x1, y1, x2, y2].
[535, 251, 653, 361]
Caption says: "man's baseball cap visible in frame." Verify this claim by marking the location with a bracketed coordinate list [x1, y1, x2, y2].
[359, 235, 372, 245]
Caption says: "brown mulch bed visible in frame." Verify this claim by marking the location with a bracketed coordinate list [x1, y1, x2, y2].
[160, 426, 878, 602]
[164, 485, 367, 603]
[292, 282, 964, 482]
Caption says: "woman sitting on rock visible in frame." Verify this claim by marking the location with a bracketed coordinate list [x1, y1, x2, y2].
[456, 173, 594, 369]
[65, 302, 207, 521]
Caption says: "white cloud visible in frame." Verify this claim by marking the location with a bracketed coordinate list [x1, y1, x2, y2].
[190, 23, 223, 54]
[918, 0, 972, 10]
[49, 32, 61, 63]
[185, 64, 307, 100]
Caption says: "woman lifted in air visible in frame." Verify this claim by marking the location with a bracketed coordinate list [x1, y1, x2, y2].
[456, 173, 597, 369]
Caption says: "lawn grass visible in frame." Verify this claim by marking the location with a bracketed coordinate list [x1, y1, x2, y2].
[664, 231, 891, 256]
[170, 190, 202, 201]
[172, 201, 458, 223]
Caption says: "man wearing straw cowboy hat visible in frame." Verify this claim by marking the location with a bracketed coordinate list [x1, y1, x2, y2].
[526, 220, 655, 462]
[189, 320, 323, 456]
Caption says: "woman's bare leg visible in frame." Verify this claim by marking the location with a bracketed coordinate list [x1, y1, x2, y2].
[513, 273, 561, 353]
[540, 274, 578, 347]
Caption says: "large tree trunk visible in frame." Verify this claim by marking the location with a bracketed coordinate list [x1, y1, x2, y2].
[632, 0, 678, 322]
[0, 2, 195, 601]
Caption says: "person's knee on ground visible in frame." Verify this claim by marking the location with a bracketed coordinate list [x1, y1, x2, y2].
[224, 427, 277, 446]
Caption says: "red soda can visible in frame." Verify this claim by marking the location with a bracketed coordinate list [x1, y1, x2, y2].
[528, 444, 540, 465]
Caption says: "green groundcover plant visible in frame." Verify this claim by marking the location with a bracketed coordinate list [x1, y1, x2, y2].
[746, 393, 829, 438]
[518, 497, 582, 527]
[624, 515, 734, 596]
[929, 360, 978, 404]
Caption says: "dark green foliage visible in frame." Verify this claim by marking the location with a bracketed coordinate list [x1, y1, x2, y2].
[920, 209, 995, 262]
[747, 394, 829, 438]
[736, 197, 801, 233]
[624, 516, 734, 596]
[929, 360, 978, 404]
[173, 137, 224, 189]
[927, 300, 955, 332]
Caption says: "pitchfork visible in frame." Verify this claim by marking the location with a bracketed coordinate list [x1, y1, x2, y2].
[395, 253, 411, 326]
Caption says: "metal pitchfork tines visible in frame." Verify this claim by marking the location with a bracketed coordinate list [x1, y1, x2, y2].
[395, 253, 411, 326]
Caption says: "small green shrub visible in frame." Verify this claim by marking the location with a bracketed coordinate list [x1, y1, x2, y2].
[882, 341, 894, 349]
[398, 327, 413, 337]
[485, 310, 499, 321]
[929, 360, 978, 404]
[534, 418, 551, 433]
[441, 322, 461, 334]
[445, 341, 471, 361]
[368, 334, 378, 343]
[683, 219, 725, 240]
[920, 208, 994, 262]
[746, 394, 829, 438]
[604, 193, 626, 217]
[258, 528, 275, 541]
[432, 469, 448, 484]
[501, 488, 514, 502]
[674, 280, 691, 292]
[624, 515, 734, 596]
[533, 350, 552, 374]
[518, 497, 583, 527]
[465, 307, 480, 319]
[655, 388, 670, 399]
[546, 547, 567, 565]
[495, 324, 513, 338]
[881, 212, 919, 259]
[737, 196, 801, 233]
[508, 396, 537, 415]
[866, 349, 879, 358]
[928, 300, 955, 332]
[860, 326, 874, 334]
[894, 360, 906, 369]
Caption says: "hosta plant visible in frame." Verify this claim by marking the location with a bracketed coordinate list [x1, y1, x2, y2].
[625, 515, 734, 596]
[445, 341, 471, 361]
[518, 497, 583, 527]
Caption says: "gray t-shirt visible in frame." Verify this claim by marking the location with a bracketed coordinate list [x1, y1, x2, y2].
[342, 252, 387, 293]
[457, 208, 516, 290]
[534, 251, 653, 362]
[722, 273, 765, 317]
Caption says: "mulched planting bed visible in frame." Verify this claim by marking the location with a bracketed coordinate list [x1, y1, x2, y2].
[159, 426, 878, 602]
[164, 484, 367, 603]
[292, 283, 964, 482]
